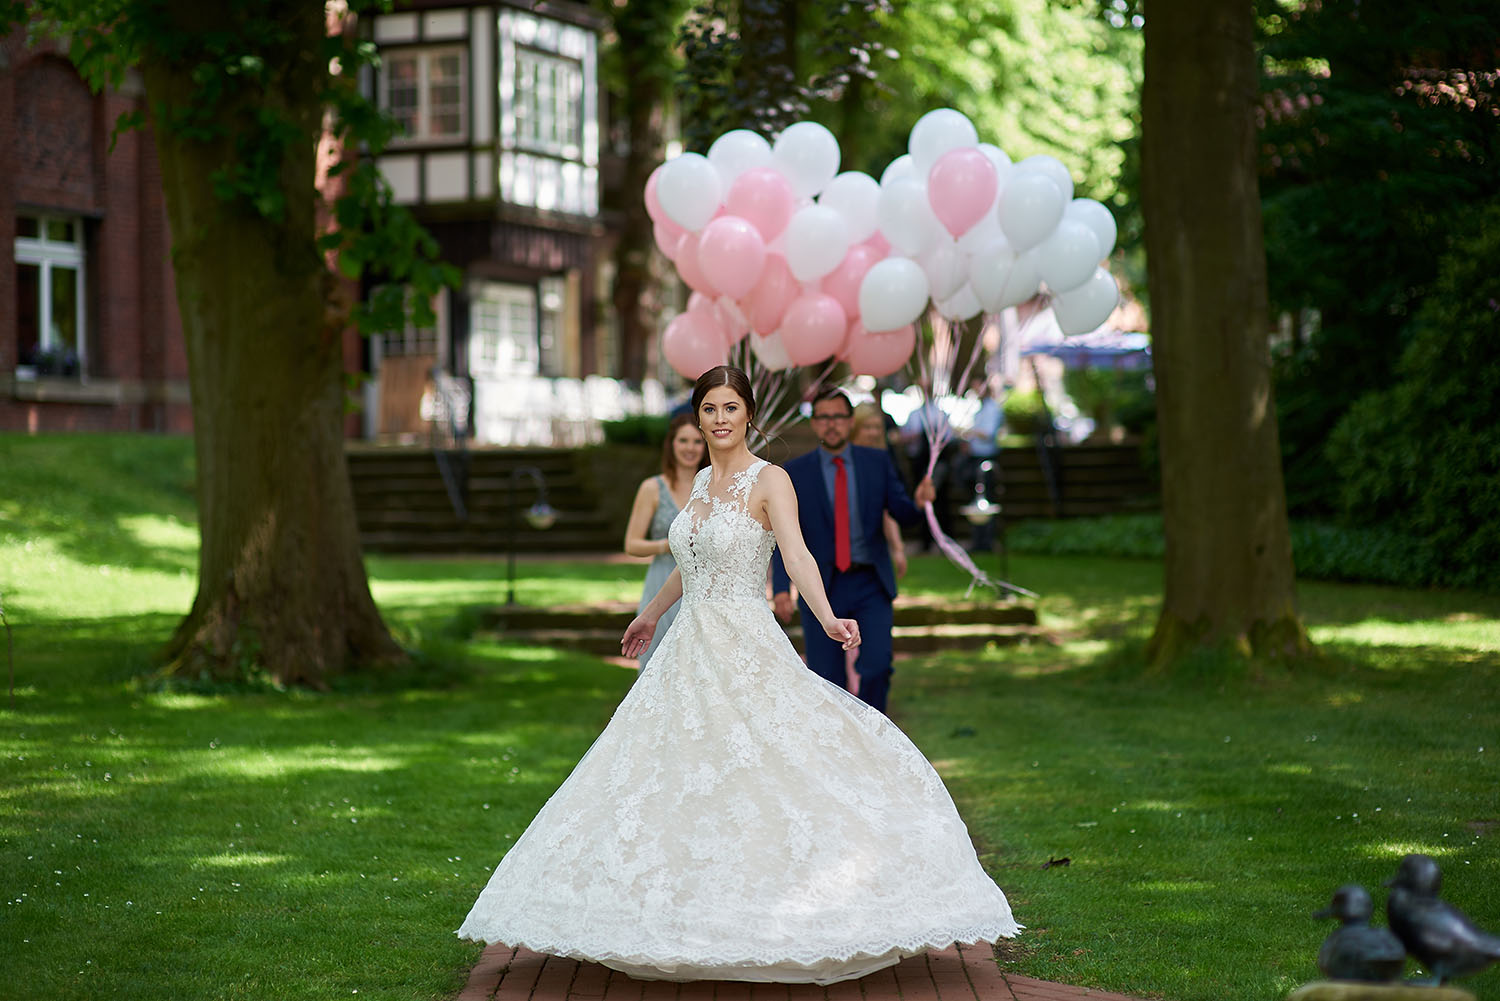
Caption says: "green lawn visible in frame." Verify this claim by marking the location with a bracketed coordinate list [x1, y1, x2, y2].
[1, 433, 1497, 1001]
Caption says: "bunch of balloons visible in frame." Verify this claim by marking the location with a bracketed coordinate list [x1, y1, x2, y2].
[648, 109, 1121, 381]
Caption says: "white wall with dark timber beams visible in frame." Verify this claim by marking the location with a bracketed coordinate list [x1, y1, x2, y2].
[364, 4, 599, 218]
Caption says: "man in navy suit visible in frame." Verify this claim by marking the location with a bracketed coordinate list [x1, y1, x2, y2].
[771, 388, 935, 713]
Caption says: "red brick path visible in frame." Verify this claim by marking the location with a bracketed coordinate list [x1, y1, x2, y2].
[457, 943, 1146, 1001]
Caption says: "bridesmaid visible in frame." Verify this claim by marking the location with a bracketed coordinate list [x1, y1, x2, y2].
[622, 412, 707, 666]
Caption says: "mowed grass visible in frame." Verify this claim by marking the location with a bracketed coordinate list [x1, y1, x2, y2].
[2, 432, 1498, 1001]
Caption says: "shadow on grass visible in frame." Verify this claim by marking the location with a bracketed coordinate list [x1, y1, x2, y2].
[0, 434, 199, 577]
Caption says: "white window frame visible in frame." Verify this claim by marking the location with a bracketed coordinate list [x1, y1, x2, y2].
[469, 283, 539, 378]
[381, 46, 468, 145]
[14, 214, 87, 376]
[514, 47, 583, 159]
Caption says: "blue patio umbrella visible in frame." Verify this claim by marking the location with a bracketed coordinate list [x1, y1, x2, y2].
[1021, 329, 1151, 370]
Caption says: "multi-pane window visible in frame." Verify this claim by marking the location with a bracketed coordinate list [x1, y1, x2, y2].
[514, 49, 582, 157]
[470, 284, 538, 377]
[14, 215, 86, 377]
[382, 47, 466, 143]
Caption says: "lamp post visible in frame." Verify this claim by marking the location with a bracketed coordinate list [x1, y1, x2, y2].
[506, 465, 558, 607]
[958, 458, 1008, 583]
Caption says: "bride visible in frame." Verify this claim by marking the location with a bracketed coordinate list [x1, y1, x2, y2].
[457, 365, 1019, 983]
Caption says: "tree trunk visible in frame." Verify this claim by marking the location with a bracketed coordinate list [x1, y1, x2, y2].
[147, 1, 404, 686]
[1140, 0, 1309, 665]
[609, 6, 671, 384]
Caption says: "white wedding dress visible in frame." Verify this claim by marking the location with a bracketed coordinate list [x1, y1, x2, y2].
[457, 460, 1019, 983]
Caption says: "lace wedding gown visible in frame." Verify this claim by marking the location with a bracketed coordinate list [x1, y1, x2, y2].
[458, 460, 1019, 983]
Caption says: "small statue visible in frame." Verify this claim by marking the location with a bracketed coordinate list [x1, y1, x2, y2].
[1314, 884, 1406, 983]
[1385, 853, 1500, 985]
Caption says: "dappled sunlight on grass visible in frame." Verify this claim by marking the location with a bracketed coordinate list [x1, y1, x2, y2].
[197, 851, 294, 868]
[1311, 618, 1500, 650]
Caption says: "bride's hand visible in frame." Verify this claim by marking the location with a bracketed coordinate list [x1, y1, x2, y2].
[824, 618, 861, 651]
[621, 614, 657, 658]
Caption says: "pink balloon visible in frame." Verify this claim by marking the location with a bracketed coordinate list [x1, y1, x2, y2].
[820, 243, 884, 320]
[781, 292, 848, 366]
[844, 322, 916, 377]
[716, 296, 751, 345]
[661, 308, 728, 379]
[674, 231, 718, 296]
[927, 148, 998, 238]
[724, 167, 797, 242]
[696, 215, 768, 300]
[744, 254, 799, 335]
[862, 231, 892, 257]
[654, 218, 686, 260]
[645, 164, 667, 224]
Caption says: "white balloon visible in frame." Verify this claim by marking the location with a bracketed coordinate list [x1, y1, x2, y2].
[658, 152, 723, 232]
[749, 329, 795, 371]
[1051, 268, 1119, 335]
[968, 238, 1017, 313]
[1064, 198, 1118, 259]
[1016, 154, 1074, 203]
[880, 154, 918, 187]
[707, 129, 773, 187]
[773, 121, 841, 199]
[997, 248, 1042, 310]
[937, 282, 983, 321]
[908, 108, 979, 176]
[977, 143, 1013, 185]
[817, 171, 882, 243]
[1036, 220, 1102, 295]
[999, 172, 1064, 253]
[956, 197, 1003, 254]
[877, 177, 943, 257]
[858, 257, 931, 332]
[920, 237, 966, 302]
[783, 205, 851, 282]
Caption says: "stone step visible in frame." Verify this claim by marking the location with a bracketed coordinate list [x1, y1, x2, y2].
[479, 622, 1043, 657]
[480, 598, 1037, 631]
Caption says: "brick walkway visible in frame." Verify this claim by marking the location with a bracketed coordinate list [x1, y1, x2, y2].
[457, 943, 1146, 1001]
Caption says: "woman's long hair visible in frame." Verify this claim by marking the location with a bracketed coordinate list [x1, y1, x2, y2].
[660, 412, 707, 489]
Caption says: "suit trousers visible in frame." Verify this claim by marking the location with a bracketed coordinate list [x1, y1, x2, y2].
[799, 566, 895, 714]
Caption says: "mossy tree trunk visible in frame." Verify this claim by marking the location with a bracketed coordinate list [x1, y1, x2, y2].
[1140, 0, 1310, 666]
[146, 1, 403, 686]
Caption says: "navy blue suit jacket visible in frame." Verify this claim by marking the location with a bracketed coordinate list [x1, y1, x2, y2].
[770, 445, 923, 602]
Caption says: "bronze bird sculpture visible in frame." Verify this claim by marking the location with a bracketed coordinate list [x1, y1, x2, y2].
[1385, 853, 1500, 984]
[1314, 884, 1406, 983]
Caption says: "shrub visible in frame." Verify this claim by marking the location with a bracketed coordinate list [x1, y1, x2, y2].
[1002, 389, 1047, 436]
[601, 413, 671, 446]
[1007, 515, 1457, 588]
[1326, 202, 1500, 589]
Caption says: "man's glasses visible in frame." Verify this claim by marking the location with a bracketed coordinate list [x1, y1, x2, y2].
[810, 413, 852, 423]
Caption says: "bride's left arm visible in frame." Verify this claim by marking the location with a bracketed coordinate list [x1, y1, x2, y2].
[759, 468, 859, 649]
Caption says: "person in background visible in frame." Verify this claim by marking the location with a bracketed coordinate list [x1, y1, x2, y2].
[852, 403, 910, 581]
[771, 389, 934, 713]
[622, 413, 707, 666]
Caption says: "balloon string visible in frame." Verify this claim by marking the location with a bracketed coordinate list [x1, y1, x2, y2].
[913, 306, 1038, 601]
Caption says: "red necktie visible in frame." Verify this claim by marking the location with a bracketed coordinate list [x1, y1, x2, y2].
[833, 456, 852, 572]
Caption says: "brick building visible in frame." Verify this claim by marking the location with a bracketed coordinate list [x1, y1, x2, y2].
[2, 1, 629, 441]
[0, 32, 191, 432]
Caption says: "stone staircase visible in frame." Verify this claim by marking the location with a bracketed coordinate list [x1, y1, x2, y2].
[986, 443, 1156, 519]
[346, 442, 1158, 555]
[476, 596, 1044, 657]
[347, 446, 619, 554]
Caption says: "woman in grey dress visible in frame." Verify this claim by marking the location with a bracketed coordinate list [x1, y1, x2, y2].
[623, 412, 706, 666]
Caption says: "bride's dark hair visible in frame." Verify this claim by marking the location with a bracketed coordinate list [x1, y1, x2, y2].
[691, 365, 757, 425]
